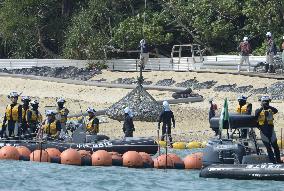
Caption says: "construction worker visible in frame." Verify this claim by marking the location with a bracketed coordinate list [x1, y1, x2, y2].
[209, 98, 217, 121]
[40, 110, 61, 139]
[236, 95, 252, 139]
[56, 98, 69, 133]
[265, 32, 277, 73]
[86, 107, 99, 135]
[21, 96, 31, 135]
[237, 36, 251, 72]
[255, 96, 281, 163]
[139, 39, 149, 69]
[26, 100, 42, 136]
[123, 107, 135, 137]
[158, 101, 175, 146]
[1, 92, 22, 138]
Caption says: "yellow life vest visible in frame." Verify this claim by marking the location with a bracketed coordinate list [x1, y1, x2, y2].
[86, 117, 99, 134]
[236, 103, 250, 114]
[58, 107, 69, 123]
[258, 109, 274, 126]
[5, 104, 20, 121]
[43, 120, 58, 136]
[22, 107, 30, 121]
[30, 110, 42, 123]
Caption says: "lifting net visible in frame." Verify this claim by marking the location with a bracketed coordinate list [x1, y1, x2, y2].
[106, 85, 163, 122]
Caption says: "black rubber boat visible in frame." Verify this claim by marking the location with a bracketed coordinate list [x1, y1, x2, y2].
[0, 137, 158, 155]
[200, 114, 284, 181]
[200, 164, 284, 181]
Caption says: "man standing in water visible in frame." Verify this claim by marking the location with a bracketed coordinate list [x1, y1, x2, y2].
[255, 96, 281, 163]
[1, 92, 22, 138]
[123, 107, 135, 137]
[158, 101, 175, 147]
[237, 36, 252, 72]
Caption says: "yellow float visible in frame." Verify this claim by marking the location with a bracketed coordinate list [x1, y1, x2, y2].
[172, 142, 187, 149]
[187, 141, 202, 149]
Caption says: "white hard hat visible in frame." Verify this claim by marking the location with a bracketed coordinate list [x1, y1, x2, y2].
[162, 101, 169, 107]
[86, 107, 96, 114]
[237, 95, 247, 101]
[243, 37, 248, 41]
[9, 91, 19, 98]
[266, 32, 272, 37]
[261, 95, 271, 102]
[124, 107, 130, 114]
[46, 110, 56, 116]
[57, 98, 65, 103]
[21, 96, 31, 102]
[140, 39, 145, 44]
[30, 100, 39, 105]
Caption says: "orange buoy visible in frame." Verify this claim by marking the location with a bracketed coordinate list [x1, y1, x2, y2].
[154, 154, 174, 169]
[92, 150, 112, 166]
[78, 150, 91, 158]
[139, 152, 154, 167]
[61, 148, 81, 165]
[16, 146, 31, 158]
[168, 153, 184, 169]
[0, 146, 20, 160]
[123, 151, 143, 168]
[45, 148, 61, 158]
[184, 153, 203, 169]
[30, 150, 50, 162]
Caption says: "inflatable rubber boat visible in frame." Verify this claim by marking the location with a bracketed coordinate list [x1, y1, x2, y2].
[200, 114, 284, 180]
[0, 136, 158, 155]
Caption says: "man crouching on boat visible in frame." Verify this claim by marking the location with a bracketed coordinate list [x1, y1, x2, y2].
[255, 96, 282, 163]
[37, 110, 61, 140]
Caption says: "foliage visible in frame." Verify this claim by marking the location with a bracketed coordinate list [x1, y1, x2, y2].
[0, 0, 283, 59]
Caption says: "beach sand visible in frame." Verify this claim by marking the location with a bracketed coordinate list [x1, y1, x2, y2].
[0, 70, 283, 142]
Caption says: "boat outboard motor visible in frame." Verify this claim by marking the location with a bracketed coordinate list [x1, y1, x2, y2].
[203, 139, 246, 167]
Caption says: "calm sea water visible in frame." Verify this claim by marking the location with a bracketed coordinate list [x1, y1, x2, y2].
[0, 149, 283, 191]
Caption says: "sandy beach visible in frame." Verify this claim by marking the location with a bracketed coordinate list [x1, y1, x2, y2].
[0, 70, 284, 142]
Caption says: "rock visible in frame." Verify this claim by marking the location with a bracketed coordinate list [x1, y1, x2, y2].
[213, 84, 237, 92]
[156, 79, 176, 86]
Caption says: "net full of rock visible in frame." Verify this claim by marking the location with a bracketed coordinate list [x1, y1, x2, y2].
[175, 78, 198, 88]
[155, 78, 176, 86]
[111, 77, 152, 85]
[192, 80, 217, 90]
[213, 84, 237, 92]
[231, 85, 253, 93]
[106, 86, 163, 122]
[0, 66, 101, 81]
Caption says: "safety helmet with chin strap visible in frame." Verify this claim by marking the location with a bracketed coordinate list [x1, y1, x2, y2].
[30, 100, 39, 105]
[86, 107, 96, 114]
[21, 96, 31, 102]
[237, 95, 247, 101]
[57, 98, 65, 103]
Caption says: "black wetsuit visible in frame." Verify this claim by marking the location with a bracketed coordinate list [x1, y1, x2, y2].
[21, 104, 29, 135]
[158, 110, 175, 143]
[209, 103, 216, 121]
[255, 105, 281, 163]
[123, 114, 135, 137]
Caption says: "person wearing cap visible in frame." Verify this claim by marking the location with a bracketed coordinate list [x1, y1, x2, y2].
[236, 95, 252, 138]
[237, 36, 252, 72]
[21, 96, 31, 135]
[56, 98, 69, 133]
[123, 107, 135, 137]
[281, 36, 284, 63]
[86, 107, 99, 135]
[40, 110, 61, 139]
[255, 96, 281, 163]
[158, 101, 175, 146]
[265, 32, 277, 73]
[1, 92, 22, 138]
[138, 39, 149, 69]
[26, 100, 42, 136]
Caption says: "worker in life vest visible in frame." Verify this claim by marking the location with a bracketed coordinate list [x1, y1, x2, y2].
[255, 96, 281, 163]
[236, 95, 252, 139]
[40, 110, 61, 139]
[56, 98, 69, 133]
[237, 36, 252, 72]
[86, 107, 99, 135]
[158, 101, 175, 146]
[1, 92, 22, 138]
[123, 107, 135, 137]
[21, 96, 31, 135]
[26, 100, 42, 135]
